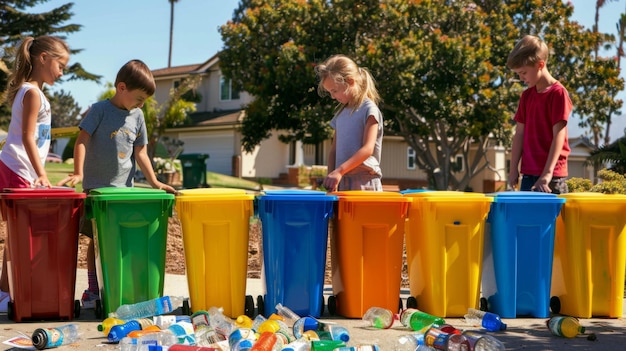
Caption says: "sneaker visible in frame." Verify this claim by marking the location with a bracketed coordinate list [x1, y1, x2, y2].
[81, 290, 99, 309]
[0, 290, 10, 313]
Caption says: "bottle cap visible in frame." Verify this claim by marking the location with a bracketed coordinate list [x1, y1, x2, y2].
[31, 329, 49, 350]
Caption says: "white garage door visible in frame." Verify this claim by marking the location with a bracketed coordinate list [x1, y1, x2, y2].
[179, 133, 234, 176]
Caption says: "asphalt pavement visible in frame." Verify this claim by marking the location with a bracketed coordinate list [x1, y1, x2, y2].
[0, 269, 623, 351]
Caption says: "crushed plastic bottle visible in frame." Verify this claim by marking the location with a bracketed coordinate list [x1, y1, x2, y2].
[32, 324, 80, 350]
[318, 324, 350, 342]
[192, 310, 224, 345]
[399, 308, 445, 332]
[362, 307, 397, 329]
[109, 296, 186, 320]
[462, 330, 506, 351]
[207, 306, 237, 339]
[275, 303, 301, 326]
[547, 316, 585, 338]
[250, 331, 283, 350]
[464, 308, 507, 332]
[423, 327, 451, 350]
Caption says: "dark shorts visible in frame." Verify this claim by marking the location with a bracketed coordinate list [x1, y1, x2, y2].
[520, 175, 568, 194]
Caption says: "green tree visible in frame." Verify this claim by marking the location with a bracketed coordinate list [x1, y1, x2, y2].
[49, 89, 80, 128]
[219, 0, 624, 190]
[0, 0, 101, 128]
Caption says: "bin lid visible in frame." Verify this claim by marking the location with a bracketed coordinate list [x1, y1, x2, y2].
[88, 187, 174, 201]
[1, 187, 86, 199]
[558, 192, 626, 203]
[330, 190, 411, 203]
[257, 189, 337, 201]
[400, 190, 492, 203]
[176, 188, 254, 201]
[489, 191, 565, 203]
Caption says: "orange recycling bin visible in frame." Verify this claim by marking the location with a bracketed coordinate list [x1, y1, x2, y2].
[175, 188, 255, 318]
[551, 193, 626, 318]
[403, 191, 492, 317]
[329, 191, 411, 318]
[0, 187, 85, 322]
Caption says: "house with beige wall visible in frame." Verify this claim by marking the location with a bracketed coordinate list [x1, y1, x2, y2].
[152, 55, 596, 191]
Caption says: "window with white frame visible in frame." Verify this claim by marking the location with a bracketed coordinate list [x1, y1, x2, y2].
[220, 76, 240, 101]
[407, 147, 416, 170]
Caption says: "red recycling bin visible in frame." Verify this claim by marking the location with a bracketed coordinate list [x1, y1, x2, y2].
[0, 187, 85, 322]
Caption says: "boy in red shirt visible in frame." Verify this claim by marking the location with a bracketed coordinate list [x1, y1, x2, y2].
[507, 35, 572, 194]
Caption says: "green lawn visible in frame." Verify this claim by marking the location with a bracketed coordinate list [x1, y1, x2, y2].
[45, 162, 261, 191]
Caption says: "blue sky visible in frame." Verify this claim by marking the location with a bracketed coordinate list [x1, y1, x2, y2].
[32, 0, 626, 141]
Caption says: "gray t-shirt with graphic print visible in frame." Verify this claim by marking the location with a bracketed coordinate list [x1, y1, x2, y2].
[79, 99, 148, 190]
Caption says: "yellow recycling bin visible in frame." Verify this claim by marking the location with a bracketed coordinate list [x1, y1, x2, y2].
[403, 191, 493, 317]
[551, 192, 626, 318]
[175, 188, 255, 318]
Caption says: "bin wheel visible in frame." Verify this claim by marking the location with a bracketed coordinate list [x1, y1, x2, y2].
[256, 295, 265, 317]
[245, 295, 255, 318]
[398, 297, 404, 313]
[182, 298, 191, 316]
[7, 301, 13, 320]
[94, 299, 103, 319]
[406, 296, 418, 309]
[327, 295, 337, 316]
[550, 296, 561, 314]
[479, 297, 489, 312]
[74, 300, 81, 318]
[320, 295, 326, 316]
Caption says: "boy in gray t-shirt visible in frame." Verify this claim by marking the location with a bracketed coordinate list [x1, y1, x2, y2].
[58, 60, 177, 309]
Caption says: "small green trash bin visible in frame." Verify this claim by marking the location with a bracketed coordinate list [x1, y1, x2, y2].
[87, 187, 175, 317]
[178, 153, 209, 189]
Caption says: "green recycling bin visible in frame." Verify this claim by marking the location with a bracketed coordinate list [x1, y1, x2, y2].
[179, 153, 209, 189]
[87, 187, 175, 317]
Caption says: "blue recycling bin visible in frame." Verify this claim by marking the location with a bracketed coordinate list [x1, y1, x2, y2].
[256, 190, 337, 317]
[481, 192, 565, 318]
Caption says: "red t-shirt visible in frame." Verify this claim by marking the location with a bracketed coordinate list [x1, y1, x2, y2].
[514, 81, 572, 177]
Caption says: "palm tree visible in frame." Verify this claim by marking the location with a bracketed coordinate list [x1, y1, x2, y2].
[168, 0, 180, 67]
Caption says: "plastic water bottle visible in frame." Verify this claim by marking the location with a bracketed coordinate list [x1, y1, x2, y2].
[275, 303, 301, 326]
[464, 308, 507, 332]
[98, 317, 125, 336]
[153, 315, 191, 329]
[108, 318, 154, 342]
[423, 327, 451, 350]
[446, 333, 471, 351]
[399, 308, 445, 332]
[547, 316, 585, 338]
[362, 306, 396, 329]
[207, 306, 237, 339]
[318, 324, 350, 342]
[462, 330, 506, 351]
[192, 310, 223, 345]
[109, 296, 185, 320]
[119, 331, 178, 351]
[31, 324, 80, 350]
